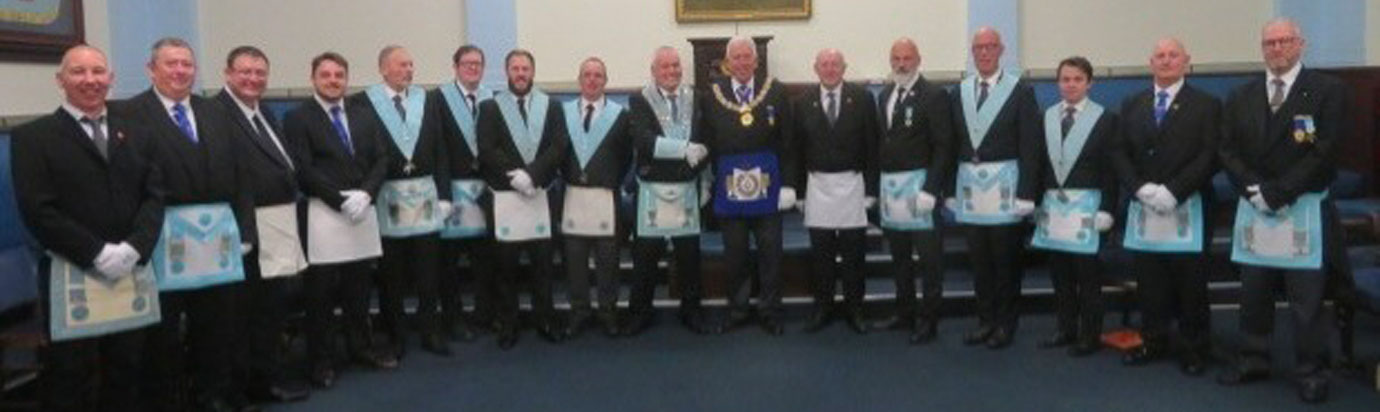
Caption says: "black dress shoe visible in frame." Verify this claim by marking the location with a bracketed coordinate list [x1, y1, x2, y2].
[538, 321, 567, 343]
[309, 367, 336, 389]
[446, 321, 478, 342]
[985, 328, 1013, 349]
[248, 380, 310, 403]
[497, 329, 518, 350]
[422, 333, 453, 357]
[1178, 354, 1206, 376]
[963, 326, 995, 346]
[1297, 377, 1329, 404]
[1067, 340, 1101, 357]
[1038, 331, 1075, 349]
[719, 311, 752, 333]
[760, 317, 785, 336]
[844, 312, 869, 335]
[874, 316, 915, 331]
[599, 314, 622, 338]
[802, 310, 832, 333]
[678, 312, 714, 335]
[1216, 366, 1270, 385]
[352, 349, 400, 370]
[910, 319, 937, 344]
[622, 313, 655, 336]
[565, 313, 592, 339]
[1122, 345, 1163, 366]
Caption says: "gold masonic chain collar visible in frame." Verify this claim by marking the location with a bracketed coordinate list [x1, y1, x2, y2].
[712, 78, 775, 127]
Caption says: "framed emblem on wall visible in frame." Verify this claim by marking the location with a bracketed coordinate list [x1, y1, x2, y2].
[0, 0, 84, 62]
[676, 0, 810, 23]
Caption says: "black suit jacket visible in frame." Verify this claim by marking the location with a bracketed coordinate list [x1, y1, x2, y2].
[1034, 107, 1119, 213]
[347, 91, 451, 200]
[949, 75, 1042, 200]
[214, 90, 301, 207]
[12, 107, 165, 267]
[423, 88, 484, 181]
[791, 82, 878, 196]
[1220, 68, 1350, 208]
[476, 94, 569, 191]
[628, 90, 707, 182]
[283, 98, 391, 210]
[696, 77, 797, 189]
[118, 90, 256, 244]
[877, 77, 955, 197]
[559, 103, 632, 189]
[1111, 84, 1221, 201]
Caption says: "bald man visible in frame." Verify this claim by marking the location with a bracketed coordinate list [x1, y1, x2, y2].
[792, 48, 878, 334]
[13, 45, 165, 412]
[1217, 19, 1351, 404]
[1111, 38, 1220, 376]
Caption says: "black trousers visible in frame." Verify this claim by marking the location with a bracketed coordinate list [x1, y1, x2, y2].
[720, 214, 783, 319]
[378, 235, 441, 342]
[630, 235, 704, 315]
[303, 260, 375, 369]
[1133, 251, 1210, 355]
[564, 235, 620, 316]
[235, 250, 298, 389]
[884, 228, 945, 321]
[38, 257, 146, 412]
[1048, 251, 1104, 342]
[495, 239, 557, 328]
[808, 228, 866, 314]
[439, 237, 498, 327]
[144, 284, 237, 409]
[966, 224, 1026, 331]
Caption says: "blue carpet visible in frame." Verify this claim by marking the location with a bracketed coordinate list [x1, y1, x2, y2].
[273, 311, 1380, 412]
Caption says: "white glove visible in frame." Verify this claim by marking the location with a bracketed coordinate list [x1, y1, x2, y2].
[108, 242, 139, 279]
[778, 187, 797, 211]
[1095, 211, 1114, 232]
[347, 202, 371, 223]
[1135, 183, 1158, 205]
[93, 243, 123, 279]
[1014, 199, 1036, 217]
[864, 196, 877, 210]
[1246, 184, 1271, 211]
[241, 243, 253, 256]
[438, 200, 455, 219]
[915, 191, 936, 214]
[699, 178, 712, 207]
[507, 169, 535, 195]
[944, 197, 959, 212]
[339, 190, 369, 217]
[1148, 185, 1178, 213]
[685, 143, 708, 168]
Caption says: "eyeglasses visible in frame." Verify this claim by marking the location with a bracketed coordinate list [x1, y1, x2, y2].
[1261, 36, 1299, 48]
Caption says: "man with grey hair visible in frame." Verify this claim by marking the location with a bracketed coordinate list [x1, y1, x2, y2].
[120, 36, 258, 412]
[697, 35, 796, 335]
[1217, 18, 1350, 404]
[348, 44, 453, 358]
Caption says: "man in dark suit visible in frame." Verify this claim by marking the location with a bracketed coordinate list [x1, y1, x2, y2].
[698, 36, 797, 336]
[425, 44, 499, 341]
[948, 27, 1042, 349]
[120, 37, 258, 412]
[1216, 19, 1351, 404]
[1111, 38, 1219, 376]
[872, 38, 955, 344]
[559, 57, 633, 339]
[348, 45, 452, 357]
[625, 46, 714, 336]
[214, 45, 312, 403]
[792, 48, 877, 335]
[284, 52, 398, 390]
[13, 45, 164, 412]
[477, 49, 570, 349]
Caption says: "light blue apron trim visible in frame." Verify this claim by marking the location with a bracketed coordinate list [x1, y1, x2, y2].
[1042, 101, 1103, 186]
[366, 84, 426, 160]
[654, 138, 689, 159]
[377, 176, 443, 238]
[1230, 192, 1325, 270]
[495, 91, 550, 163]
[879, 168, 934, 231]
[1031, 189, 1101, 255]
[954, 160, 1021, 225]
[959, 68, 1021, 151]
[642, 84, 694, 159]
[1124, 193, 1204, 253]
[441, 179, 488, 239]
[48, 253, 161, 342]
[636, 179, 701, 238]
[563, 99, 622, 169]
[439, 83, 493, 156]
[152, 203, 246, 291]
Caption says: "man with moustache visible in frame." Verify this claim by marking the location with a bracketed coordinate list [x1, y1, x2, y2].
[872, 37, 955, 344]
[1216, 19, 1351, 404]
[948, 27, 1042, 349]
[425, 44, 499, 340]
[13, 45, 164, 412]
[1111, 38, 1219, 376]
[120, 37, 258, 412]
[213, 45, 312, 403]
[698, 35, 796, 335]
[477, 49, 570, 348]
[284, 52, 398, 390]
[349, 45, 452, 357]
[625, 46, 714, 336]
[793, 48, 877, 335]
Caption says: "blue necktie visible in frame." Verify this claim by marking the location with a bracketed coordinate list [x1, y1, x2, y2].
[330, 105, 353, 156]
[736, 85, 752, 104]
[173, 103, 197, 143]
[1153, 90, 1169, 127]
